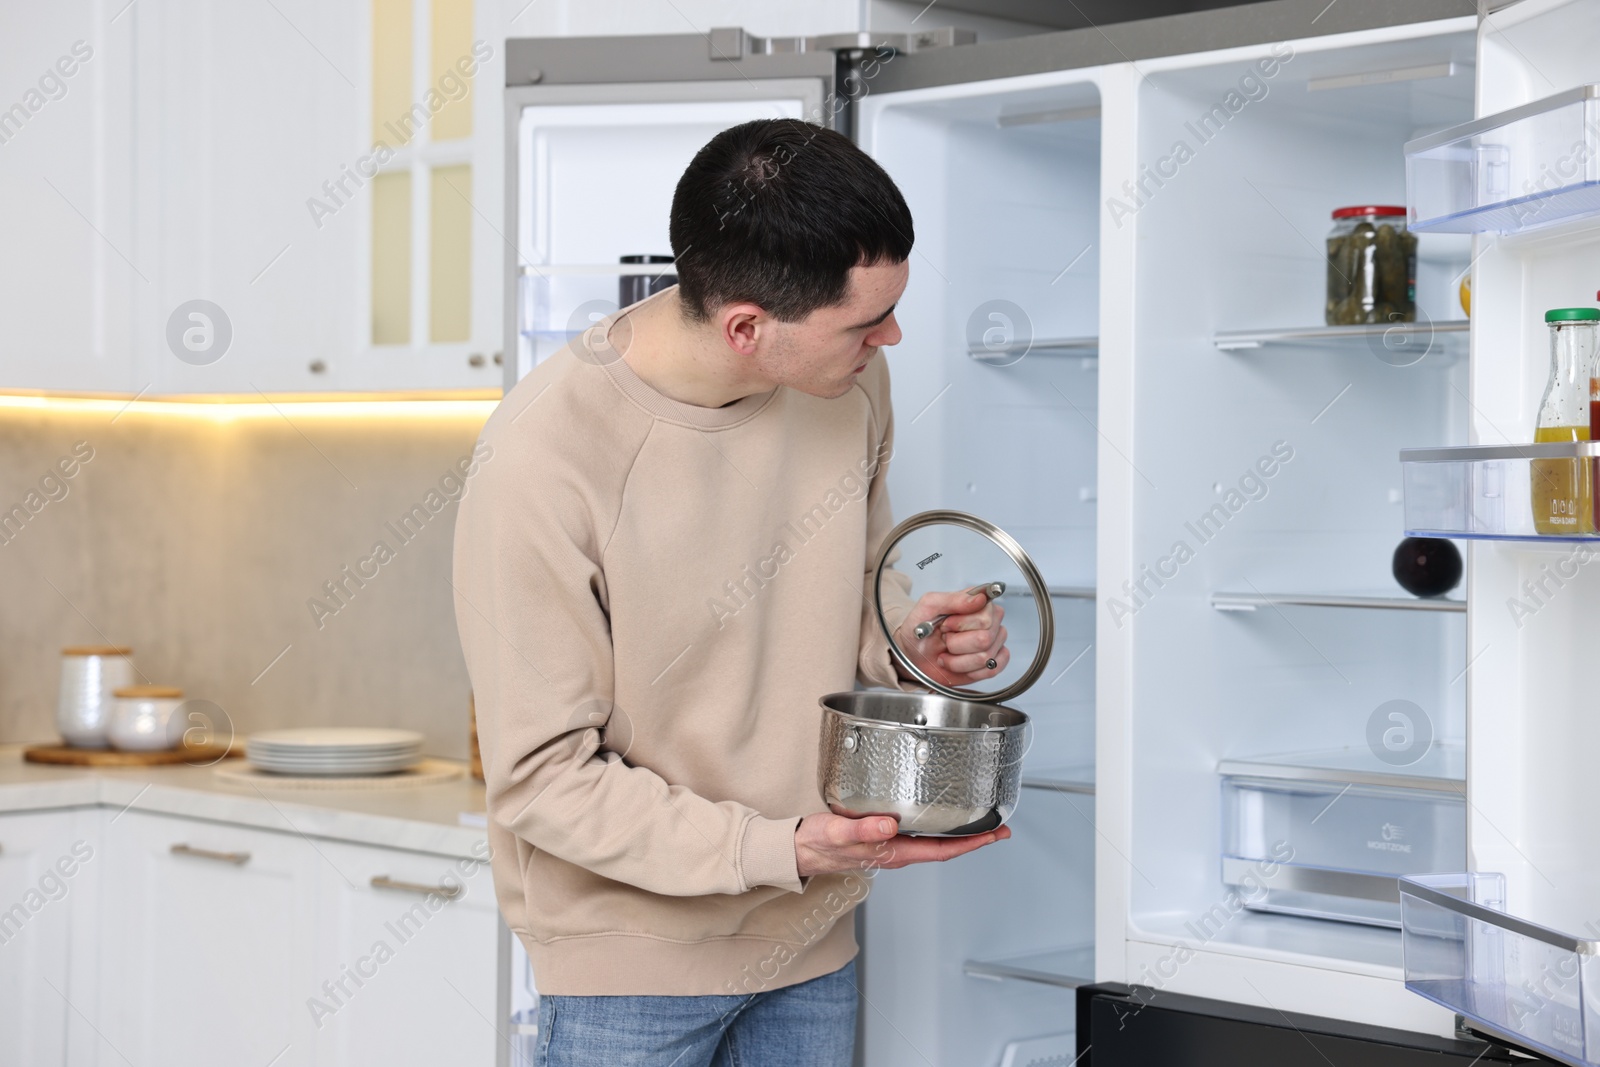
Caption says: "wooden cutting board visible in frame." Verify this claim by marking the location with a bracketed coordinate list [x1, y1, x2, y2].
[23, 743, 240, 767]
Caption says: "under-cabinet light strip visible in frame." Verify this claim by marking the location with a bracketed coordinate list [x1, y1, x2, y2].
[0, 394, 501, 422]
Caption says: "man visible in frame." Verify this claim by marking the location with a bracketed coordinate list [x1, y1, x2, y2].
[453, 118, 1009, 1067]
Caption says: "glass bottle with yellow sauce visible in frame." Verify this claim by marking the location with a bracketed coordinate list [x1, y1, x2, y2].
[1532, 307, 1600, 534]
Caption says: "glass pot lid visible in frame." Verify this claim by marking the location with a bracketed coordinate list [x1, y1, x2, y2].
[873, 509, 1055, 704]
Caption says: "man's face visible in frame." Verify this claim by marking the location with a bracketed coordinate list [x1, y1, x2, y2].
[753, 260, 908, 400]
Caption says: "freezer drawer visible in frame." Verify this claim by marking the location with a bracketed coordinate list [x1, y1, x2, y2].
[1221, 769, 1466, 929]
[1077, 983, 1517, 1066]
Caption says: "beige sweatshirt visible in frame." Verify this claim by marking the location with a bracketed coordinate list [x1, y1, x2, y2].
[452, 289, 912, 996]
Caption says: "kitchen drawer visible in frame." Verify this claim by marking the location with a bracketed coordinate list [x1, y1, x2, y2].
[1221, 753, 1466, 929]
[96, 810, 322, 1067]
[310, 838, 502, 1067]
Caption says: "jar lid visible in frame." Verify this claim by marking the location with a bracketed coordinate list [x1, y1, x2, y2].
[1331, 205, 1406, 218]
[113, 685, 183, 699]
[873, 510, 1055, 704]
[62, 645, 132, 657]
[1545, 307, 1600, 322]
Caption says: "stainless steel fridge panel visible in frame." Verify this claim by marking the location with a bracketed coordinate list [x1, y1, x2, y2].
[862, 0, 1478, 95]
[504, 28, 976, 90]
[506, 32, 841, 89]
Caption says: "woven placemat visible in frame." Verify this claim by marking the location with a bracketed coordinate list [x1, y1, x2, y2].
[214, 757, 464, 789]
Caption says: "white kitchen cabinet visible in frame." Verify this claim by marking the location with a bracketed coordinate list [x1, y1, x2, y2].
[84, 806, 501, 1067]
[0, 5, 139, 393]
[0, 808, 96, 1067]
[94, 809, 322, 1067]
[128, 0, 509, 396]
[309, 838, 502, 1066]
[129, 0, 367, 396]
[3, 0, 513, 397]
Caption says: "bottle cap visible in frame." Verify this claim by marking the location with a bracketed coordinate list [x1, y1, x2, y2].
[1544, 308, 1600, 322]
[1331, 205, 1406, 218]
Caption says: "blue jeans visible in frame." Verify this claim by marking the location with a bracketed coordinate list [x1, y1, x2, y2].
[536, 958, 858, 1067]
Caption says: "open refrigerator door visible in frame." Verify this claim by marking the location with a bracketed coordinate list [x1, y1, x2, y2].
[1392, 1, 1600, 1064]
[500, 29, 979, 388]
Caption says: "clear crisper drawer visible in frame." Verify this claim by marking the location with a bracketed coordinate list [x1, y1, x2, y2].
[1221, 755, 1465, 929]
[1401, 873, 1600, 1067]
[1402, 442, 1600, 542]
[1406, 84, 1600, 234]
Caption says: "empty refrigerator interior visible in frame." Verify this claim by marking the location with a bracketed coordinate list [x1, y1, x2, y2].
[1125, 26, 1477, 978]
[862, 75, 1103, 1067]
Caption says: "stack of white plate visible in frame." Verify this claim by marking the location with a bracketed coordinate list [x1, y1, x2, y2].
[246, 728, 424, 777]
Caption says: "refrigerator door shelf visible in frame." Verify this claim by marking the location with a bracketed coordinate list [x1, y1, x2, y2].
[1400, 872, 1600, 1067]
[1405, 85, 1600, 235]
[1402, 442, 1600, 542]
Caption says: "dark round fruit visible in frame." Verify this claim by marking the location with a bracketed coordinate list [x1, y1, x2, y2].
[1392, 537, 1462, 598]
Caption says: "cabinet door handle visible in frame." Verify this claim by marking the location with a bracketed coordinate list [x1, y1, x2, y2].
[170, 843, 251, 865]
[371, 875, 462, 900]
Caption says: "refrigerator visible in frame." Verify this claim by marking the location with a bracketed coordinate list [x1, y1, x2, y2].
[500, 1, 1600, 1063]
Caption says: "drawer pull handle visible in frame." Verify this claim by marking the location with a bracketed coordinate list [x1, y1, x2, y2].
[371, 875, 462, 900]
[171, 843, 250, 865]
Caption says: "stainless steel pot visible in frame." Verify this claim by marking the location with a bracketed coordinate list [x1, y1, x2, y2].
[817, 510, 1055, 837]
[819, 690, 1029, 835]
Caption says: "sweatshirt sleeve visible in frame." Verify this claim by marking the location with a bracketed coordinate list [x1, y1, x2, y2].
[856, 363, 920, 692]
[453, 410, 802, 899]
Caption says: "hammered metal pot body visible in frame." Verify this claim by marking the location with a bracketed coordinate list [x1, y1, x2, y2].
[817, 691, 1029, 837]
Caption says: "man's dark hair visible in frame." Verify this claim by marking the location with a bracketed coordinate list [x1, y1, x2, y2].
[668, 118, 913, 323]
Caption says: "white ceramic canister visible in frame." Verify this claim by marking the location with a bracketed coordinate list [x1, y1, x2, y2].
[56, 646, 135, 748]
[108, 685, 185, 751]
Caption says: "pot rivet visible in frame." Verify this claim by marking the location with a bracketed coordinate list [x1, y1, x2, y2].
[843, 733, 858, 752]
[914, 740, 931, 765]
[912, 712, 927, 725]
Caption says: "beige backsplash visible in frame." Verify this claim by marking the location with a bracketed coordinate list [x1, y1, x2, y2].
[0, 402, 495, 757]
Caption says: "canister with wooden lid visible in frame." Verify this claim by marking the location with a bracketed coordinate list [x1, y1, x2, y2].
[56, 646, 134, 748]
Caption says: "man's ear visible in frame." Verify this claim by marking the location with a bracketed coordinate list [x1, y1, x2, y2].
[720, 302, 767, 357]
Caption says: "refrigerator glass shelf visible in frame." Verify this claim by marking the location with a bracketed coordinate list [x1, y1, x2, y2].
[1401, 872, 1600, 1067]
[1402, 442, 1600, 541]
[1406, 85, 1600, 235]
[1218, 743, 1465, 793]
[1210, 590, 1464, 613]
[963, 945, 1094, 989]
[1213, 321, 1467, 357]
[1020, 765, 1095, 795]
[967, 336, 1098, 364]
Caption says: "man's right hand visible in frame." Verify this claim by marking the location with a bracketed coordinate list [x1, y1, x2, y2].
[794, 811, 1009, 878]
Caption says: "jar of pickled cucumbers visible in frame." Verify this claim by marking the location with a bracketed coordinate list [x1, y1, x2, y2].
[1325, 206, 1417, 326]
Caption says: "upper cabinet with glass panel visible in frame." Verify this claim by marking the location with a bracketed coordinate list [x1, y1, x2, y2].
[116, 0, 507, 396]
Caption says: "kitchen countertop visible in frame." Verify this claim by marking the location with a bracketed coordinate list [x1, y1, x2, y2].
[0, 745, 489, 858]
